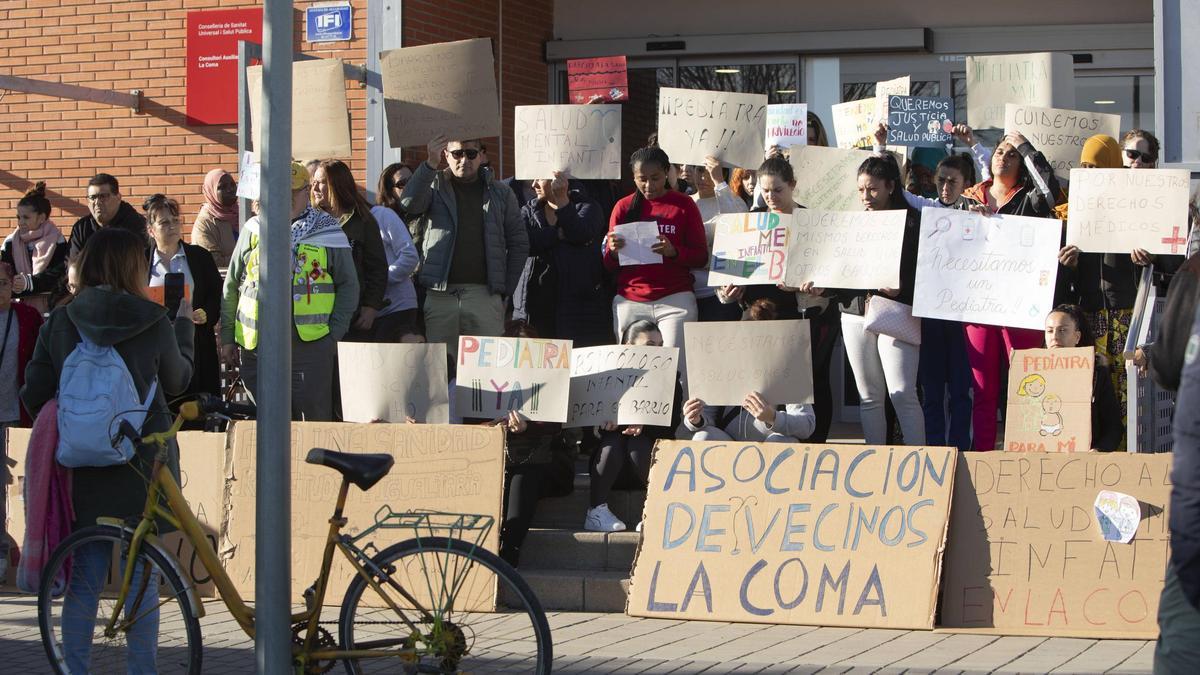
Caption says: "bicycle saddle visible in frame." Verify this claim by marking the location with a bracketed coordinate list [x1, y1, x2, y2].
[305, 448, 395, 491]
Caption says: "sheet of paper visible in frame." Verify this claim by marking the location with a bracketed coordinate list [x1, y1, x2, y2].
[613, 221, 663, 266]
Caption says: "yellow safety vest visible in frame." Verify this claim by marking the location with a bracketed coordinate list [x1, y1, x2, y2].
[235, 235, 335, 349]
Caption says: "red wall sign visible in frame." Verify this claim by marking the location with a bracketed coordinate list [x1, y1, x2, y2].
[186, 8, 263, 126]
[566, 55, 629, 104]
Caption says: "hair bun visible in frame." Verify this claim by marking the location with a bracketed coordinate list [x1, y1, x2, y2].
[24, 181, 47, 198]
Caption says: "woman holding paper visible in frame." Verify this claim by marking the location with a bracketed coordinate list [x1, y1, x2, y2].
[957, 132, 1064, 451]
[521, 172, 612, 346]
[604, 146, 707, 388]
[585, 320, 682, 533]
[801, 154, 925, 446]
[678, 298, 816, 443]
[686, 155, 748, 322]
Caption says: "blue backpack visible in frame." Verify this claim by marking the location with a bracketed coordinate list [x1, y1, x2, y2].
[56, 337, 158, 468]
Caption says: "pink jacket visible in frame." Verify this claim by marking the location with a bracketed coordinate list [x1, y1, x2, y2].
[17, 399, 73, 593]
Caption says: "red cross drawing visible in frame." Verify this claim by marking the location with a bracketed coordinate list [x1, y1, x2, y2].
[1161, 226, 1187, 254]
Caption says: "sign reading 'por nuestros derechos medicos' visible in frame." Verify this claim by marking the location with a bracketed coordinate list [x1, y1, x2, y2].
[1066, 168, 1192, 255]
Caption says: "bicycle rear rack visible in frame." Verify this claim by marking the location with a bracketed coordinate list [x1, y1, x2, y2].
[351, 508, 495, 551]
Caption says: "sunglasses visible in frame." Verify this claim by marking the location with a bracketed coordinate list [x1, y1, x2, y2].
[1124, 148, 1157, 163]
[448, 149, 480, 160]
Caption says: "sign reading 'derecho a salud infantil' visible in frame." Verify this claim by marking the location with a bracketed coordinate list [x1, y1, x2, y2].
[628, 442, 957, 629]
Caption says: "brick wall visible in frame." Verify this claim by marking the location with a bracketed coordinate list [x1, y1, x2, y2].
[0, 0, 552, 239]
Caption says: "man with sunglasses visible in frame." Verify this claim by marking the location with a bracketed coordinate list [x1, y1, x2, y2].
[67, 173, 148, 257]
[400, 135, 529, 357]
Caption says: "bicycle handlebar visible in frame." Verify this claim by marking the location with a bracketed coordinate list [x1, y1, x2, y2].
[112, 395, 257, 448]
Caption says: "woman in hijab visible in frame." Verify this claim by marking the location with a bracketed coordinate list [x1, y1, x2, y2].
[191, 168, 239, 268]
[2, 182, 68, 314]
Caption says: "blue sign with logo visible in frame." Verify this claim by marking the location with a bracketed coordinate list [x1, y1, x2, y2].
[305, 3, 352, 43]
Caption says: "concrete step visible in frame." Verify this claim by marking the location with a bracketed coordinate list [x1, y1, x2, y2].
[518, 528, 642, 572]
[504, 569, 630, 612]
[532, 472, 647, 529]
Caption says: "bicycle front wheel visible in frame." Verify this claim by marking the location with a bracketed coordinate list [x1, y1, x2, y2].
[38, 525, 202, 675]
[339, 536, 552, 674]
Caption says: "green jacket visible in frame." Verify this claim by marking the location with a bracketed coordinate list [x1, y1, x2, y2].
[21, 287, 195, 531]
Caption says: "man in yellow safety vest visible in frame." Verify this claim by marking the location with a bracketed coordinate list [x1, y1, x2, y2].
[219, 162, 359, 421]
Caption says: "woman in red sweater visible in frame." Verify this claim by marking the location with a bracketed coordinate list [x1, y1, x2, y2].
[604, 147, 708, 388]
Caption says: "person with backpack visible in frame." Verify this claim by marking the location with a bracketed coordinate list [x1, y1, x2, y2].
[19, 227, 194, 670]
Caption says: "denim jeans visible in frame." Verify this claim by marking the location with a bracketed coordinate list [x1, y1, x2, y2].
[62, 539, 161, 674]
[918, 318, 973, 451]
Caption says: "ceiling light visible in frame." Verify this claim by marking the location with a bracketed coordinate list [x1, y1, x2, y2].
[714, 68, 740, 74]
[1093, 100, 1116, 105]
[776, 89, 797, 94]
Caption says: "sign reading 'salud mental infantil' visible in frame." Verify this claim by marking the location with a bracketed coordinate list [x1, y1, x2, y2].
[186, 8, 262, 126]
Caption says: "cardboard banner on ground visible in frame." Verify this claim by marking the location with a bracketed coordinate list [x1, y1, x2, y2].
[913, 207, 1061, 331]
[2, 429, 227, 598]
[765, 103, 808, 149]
[566, 55, 628, 103]
[1003, 347, 1095, 452]
[1065, 168, 1192, 255]
[940, 452, 1171, 639]
[784, 209, 907, 290]
[708, 212, 791, 286]
[514, 104, 622, 180]
[886, 96, 953, 147]
[337, 342, 450, 424]
[832, 98, 876, 149]
[455, 336, 572, 423]
[628, 442, 957, 629]
[684, 320, 813, 406]
[789, 145, 869, 212]
[657, 87, 768, 169]
[222, 422, 505, 610]
[565, 345, 679, 428]
[1003, 104, 1121, 180]
[966, 52, 1076, 131]
[380, 38, 501, 148]
[247, 58, 352, 160]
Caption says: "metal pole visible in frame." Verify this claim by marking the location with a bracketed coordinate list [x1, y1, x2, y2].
[256, 0, 293, 672]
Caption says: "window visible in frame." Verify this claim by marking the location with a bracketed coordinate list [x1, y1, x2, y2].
[677, 63, 799, 104]
[842, 80, 940, 102]
[1075, 75, 1155, 133]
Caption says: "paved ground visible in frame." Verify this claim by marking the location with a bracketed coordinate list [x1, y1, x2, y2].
[1, 592, 1153, 673]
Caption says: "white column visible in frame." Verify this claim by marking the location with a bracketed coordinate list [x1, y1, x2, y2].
[803, 57, 841, 145]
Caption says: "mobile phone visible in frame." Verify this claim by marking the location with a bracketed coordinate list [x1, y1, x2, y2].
[164, 272, 185, 317]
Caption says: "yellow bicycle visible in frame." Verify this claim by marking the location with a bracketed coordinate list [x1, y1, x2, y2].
[36, 395, 552, 673]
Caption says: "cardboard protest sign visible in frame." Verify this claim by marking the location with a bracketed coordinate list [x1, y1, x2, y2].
[886, 96, 953, 147]
[874, 76, 910, 113]
[657, 87, 768, 169]
[966, 52, 1075, 131]
[514, 104, 622, 180]
[789, 145, 868, 212]
[1004, 104, 1121, 180]
[913, 207, 1061, 331]
[832, 98, 876, 149]
[628, 442, 957, 629]
[708, 212, 791, 286]
[455, 336, 572, 423]
[337, 342, 450, 424]
[380, 38, 500, 148]
[612, 221, 662, 265]
[784, 209, 907, 290]
[222, 422, 505, 610]
[566, 55, 628, 103]
[940, 452, 1171, 639]
[247, 58, 352, 160]
[685, 320, 813, 406]
[565, 345, 679, 428]
[765, 103, 808, 149]
[3, 429, 226, 598]
[1065, 168, 1192, 255]
[1003, 347, 1095, 452]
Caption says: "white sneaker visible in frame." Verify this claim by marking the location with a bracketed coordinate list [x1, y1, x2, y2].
[635, 520, 643, 533]
[584, 504, 626, 532]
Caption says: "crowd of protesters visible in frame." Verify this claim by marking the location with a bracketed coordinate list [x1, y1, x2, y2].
[4, 99, 1200, 671]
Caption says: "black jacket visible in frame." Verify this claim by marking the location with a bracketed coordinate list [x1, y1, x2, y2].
[1073, 253, 1184, 313]
[832, 207, 921, 316]
[1168, 295, 1200, 608]
[1, 236, 69, 305]
[521, 191, 613, 345]
[145, 243, 223, 397]
[341, 209, 389, 313]
[68, 201, 147, 257]
[1149, 255, 1200, 392]
[1091, 361, 1123, 451]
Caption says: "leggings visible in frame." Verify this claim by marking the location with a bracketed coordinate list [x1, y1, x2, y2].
[589, 430, 655, 508]
[963, 324, 1042, 451]
[499, 463, 545, 569]
[841, 313, 925, 445]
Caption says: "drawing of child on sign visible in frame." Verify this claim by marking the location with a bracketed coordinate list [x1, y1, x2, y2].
[1012, 373, 1047, 434]
[1039, 394, 1064, 436]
